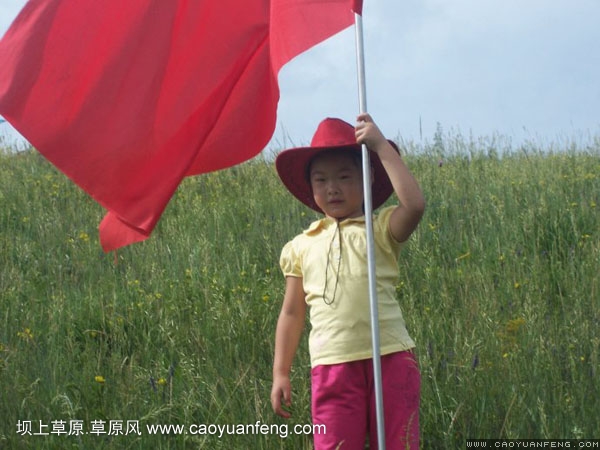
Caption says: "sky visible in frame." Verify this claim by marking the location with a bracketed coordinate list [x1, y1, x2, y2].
[1, 0, 599, 152]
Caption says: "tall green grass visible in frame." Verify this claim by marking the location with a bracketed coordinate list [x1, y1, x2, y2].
[0, 135, 598, 449]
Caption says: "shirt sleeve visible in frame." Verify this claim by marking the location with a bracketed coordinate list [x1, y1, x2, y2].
[279, 240, 302, 278]
[375, 206, 404, 257]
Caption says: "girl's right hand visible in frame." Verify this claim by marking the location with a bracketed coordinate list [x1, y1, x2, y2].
[355, 113, 388, 153]
[271, 374, 292, 418]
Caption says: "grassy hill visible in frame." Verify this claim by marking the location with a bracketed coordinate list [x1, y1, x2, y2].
[1, 138, 598, 449]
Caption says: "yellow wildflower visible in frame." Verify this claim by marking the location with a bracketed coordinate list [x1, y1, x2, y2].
[17, 328, 34, 341]
[506, 318, 526, 333]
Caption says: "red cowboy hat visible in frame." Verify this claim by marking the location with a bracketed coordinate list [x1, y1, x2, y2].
[275, 117, 396, 213]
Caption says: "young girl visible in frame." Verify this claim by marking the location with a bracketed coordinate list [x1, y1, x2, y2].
[271, 114, 425, 450]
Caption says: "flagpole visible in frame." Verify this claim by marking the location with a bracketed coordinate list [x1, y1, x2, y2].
[354, 12, 387, 450]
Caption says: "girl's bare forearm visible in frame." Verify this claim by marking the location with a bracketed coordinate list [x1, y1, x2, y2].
[273, 311, 305, 376]
[378, 144, 425, 213]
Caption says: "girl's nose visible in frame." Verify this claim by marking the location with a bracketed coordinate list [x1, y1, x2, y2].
[326, 181, 340, 194]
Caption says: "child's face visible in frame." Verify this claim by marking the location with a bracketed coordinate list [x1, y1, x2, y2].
[309, 151, 364, 220]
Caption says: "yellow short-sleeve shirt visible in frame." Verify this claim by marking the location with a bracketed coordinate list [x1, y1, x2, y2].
[280, 206, 416, 367]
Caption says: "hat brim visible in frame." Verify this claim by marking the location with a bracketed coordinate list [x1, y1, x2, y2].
[275, 141, 396, 214]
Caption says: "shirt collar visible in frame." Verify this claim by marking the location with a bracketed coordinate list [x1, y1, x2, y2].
[304, 215, 366, 235]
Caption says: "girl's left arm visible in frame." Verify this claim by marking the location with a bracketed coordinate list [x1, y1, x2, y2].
[355, 113, 426, 243]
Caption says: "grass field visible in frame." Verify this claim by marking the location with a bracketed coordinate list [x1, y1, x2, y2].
[0, 134, 598, 449]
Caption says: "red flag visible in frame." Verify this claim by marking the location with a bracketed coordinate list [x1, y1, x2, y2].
[0, 0, 362, 251]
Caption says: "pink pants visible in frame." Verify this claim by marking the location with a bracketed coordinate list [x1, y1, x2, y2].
[311, 350, 420, 450]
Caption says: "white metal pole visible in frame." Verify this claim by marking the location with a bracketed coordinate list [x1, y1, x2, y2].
[354, 12, 386, 450]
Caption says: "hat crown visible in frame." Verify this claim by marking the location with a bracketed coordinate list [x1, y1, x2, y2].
[310, 118, 356, 148]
